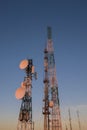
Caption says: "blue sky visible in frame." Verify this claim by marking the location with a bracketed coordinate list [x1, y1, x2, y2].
[0, 0, 87, 130]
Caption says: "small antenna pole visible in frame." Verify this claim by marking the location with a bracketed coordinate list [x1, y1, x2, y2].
[77, 110, 81, 130]
[68, 108, 72, 130]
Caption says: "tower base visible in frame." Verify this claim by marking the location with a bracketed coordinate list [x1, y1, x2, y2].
[17, 120, 34, 130]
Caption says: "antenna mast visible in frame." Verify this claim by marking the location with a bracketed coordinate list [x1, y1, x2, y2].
[43, 48, 50, 130]
[77, 110, 81, 130]
[15, 59, 37, 130]
[68, 109, 72, 130]
[66, 125, 68, 130]
[43, 27, 62, 130]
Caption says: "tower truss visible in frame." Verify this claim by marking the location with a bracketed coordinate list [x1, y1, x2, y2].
[43, 27, 62, 130]
[43, 48, 50, 130]
[16, 59, 37, 130]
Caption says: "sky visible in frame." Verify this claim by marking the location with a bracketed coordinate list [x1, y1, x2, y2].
[0, 0, 87, 130]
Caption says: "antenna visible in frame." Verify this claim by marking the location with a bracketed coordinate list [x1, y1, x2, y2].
[16, 58, 37, 130]
[43, 27, 62, 130]
[19, 59, 28, 69]
[68, 108, 72, 130]
[42, 47, 50, 130]
[65, 124, 68, 130]
[15, 87, 25, 99]
[77, 110, 81, 130]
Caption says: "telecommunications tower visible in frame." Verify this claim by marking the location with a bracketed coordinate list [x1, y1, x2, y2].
[43, 27, 62, 130]
[15, 59, 37, 130]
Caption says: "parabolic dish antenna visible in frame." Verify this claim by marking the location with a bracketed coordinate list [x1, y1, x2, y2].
[15, 87, 25, 99]
[49, 100, 54, 108]
[19, 59, 28, 69]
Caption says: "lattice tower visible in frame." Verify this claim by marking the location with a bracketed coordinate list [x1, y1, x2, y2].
[17, 59, 37, 130]
[43, 48, 50, 130]
[43, 27, 62, 130]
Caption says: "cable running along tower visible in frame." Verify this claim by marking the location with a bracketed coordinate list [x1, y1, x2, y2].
[43, 27, 62, 130]
[15, 59, 37, 130]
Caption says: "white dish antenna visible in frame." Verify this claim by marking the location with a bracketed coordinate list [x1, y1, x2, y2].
[19, 59, 28, 69]
[15, 87, 25, 99]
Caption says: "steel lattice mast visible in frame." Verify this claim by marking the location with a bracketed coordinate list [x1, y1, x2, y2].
[43, 48, 50, 130]
[16, 59, 37, 130]
[43, 27, 62, 130]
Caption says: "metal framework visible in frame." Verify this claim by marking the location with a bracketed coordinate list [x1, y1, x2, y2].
[17, 59, 37, 130]
[43, 48, 50, 130]
[43, 27, 62, 130]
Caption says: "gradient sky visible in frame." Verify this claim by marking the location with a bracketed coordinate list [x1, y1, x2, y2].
[0, 0, 87, 130]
